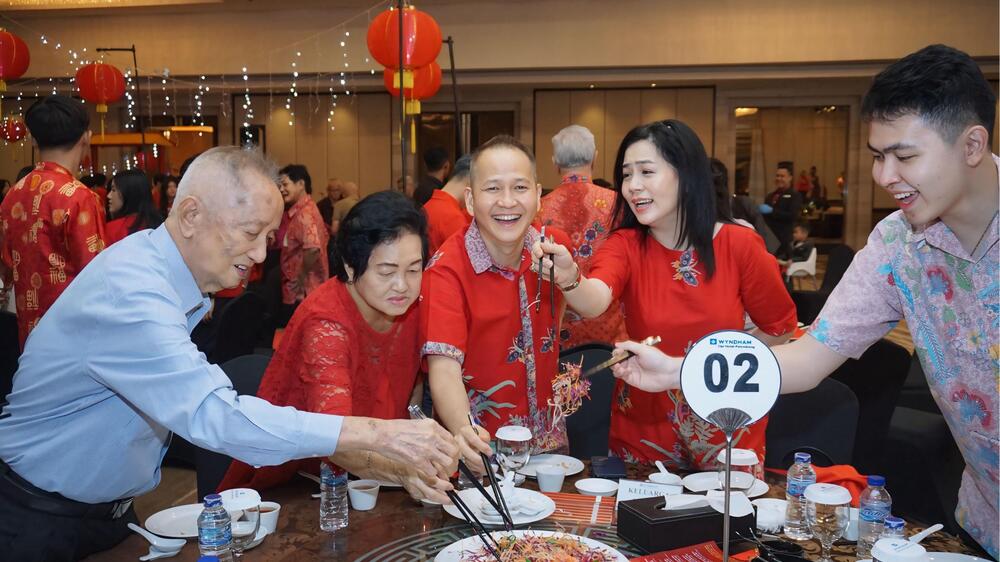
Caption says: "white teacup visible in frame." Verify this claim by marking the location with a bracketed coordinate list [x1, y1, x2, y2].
[347, 480, 380, 511]
[842, 506, 860, 541]
[535, 464, 566, 493]
[259, 501, 281, 534]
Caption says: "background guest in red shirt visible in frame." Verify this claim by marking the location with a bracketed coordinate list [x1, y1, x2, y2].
[423, 153, 472, 254]
[218, 191, 451, 503]
[422, 135, 571, 471]
[105, 170, 164, 246]
[536, 120, 796, 469]
[539, 125, 627, 349]
[0, 95, 108, 348]
[277, 164, 329, 324]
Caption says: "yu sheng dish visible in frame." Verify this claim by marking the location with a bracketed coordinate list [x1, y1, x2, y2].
[466, 533, 618, 561]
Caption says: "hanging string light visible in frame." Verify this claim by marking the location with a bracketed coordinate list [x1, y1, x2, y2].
[194, 75, 206, 136]
[242, 66, 255, 145]
[286, 51, 299, 127]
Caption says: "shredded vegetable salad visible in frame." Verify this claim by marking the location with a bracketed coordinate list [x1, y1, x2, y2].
[466, 533, 617, 562]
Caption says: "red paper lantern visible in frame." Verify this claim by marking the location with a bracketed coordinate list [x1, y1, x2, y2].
[2, 117, 26, 143]
[0, 29, 30, 93]
[366, 6, 442, 70]
[75, 63, 126, 114]
[382, 62, 441, 100]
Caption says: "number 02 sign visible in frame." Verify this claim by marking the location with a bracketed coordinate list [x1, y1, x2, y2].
[679, 330, 781, 426]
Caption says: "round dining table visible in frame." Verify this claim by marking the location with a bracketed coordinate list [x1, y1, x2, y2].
[87, 462, 981, 561]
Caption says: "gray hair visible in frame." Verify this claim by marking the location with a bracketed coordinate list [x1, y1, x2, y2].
[551, 125, 596, 169]
[175, 146, 278, 209]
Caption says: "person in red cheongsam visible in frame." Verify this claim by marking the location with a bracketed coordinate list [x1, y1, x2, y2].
[0, 95, 107, 349]
[218, 191, 446, 502]
[535, 120, 796, 470]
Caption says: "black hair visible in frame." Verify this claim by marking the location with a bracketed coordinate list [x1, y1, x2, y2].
[331, 191, 429, 283]
[24, 95, 90, 151]
[862, 44, 996, 144]
[79, 173, 107, 188]
[777, 161, 794, 175]
[451, 154, 472, 181]
[279, 164, 312, 195]
[152, 173, 167, 187]
[110, 170, 164, 234]
[793, 222, 811, 235]
[16, 166, 33, 182]
[611, 119, 719, 278]
[592, 178, 613, 189]
[708, 158, 734, 223]
[469, 135, 536, 186]
[423, 146, 450, 173]
[159, 175, 178, 217]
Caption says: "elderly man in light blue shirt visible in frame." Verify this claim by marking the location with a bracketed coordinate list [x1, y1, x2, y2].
[0, 147, 458, 561]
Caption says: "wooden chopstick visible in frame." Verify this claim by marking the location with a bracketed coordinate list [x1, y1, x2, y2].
[580, 335, 662, 379]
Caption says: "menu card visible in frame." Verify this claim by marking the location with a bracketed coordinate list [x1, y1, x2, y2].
[629, 541, 757, 562]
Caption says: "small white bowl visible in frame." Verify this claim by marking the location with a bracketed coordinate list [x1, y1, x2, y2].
[574, 478, 618, 497]
[648, 472, 682, 485]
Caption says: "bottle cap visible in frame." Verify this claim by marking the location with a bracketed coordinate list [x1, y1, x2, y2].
[495, 425, 532, 442]
[872, 538, 926, 562]
[803, 483, 852, 505]
[867, 475, 886, 486]
[885, 516, 905, 530]
[203, 493, 222, 507]
[197, 557, 220, 562]
[793, 452, 812, 463]
[716, 448, 759, 466]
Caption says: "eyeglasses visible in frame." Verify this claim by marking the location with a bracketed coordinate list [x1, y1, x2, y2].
[735, 529, 812, 562]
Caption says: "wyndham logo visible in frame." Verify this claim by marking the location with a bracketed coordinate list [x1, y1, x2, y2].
[710, 338, 717, 345]
[712, 337, 753, 346]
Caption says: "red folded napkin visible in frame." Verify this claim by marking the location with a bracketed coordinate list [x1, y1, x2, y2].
[767, 465, 867, 507]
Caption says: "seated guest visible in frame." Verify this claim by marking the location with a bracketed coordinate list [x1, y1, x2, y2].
[105, 169, 164, 246]
[609, 45, 998, 559]
[415, 146, 451, 207]
[422, 135, 572, 469]
[539, 124, 627, 349]
[219, 191, 439, 500]
[535, 120, 796, 468]
[423, 154, 472, 253]
[0, 147, 458, 560]
[277, 164, 329, 325]
[776, 222, 814, 268]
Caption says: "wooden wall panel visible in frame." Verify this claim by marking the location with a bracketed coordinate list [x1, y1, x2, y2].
[603, 90, 642, 181]
[640, 89, 677, 124]
[676, 88, 715, 155]
[569, 91, 607, 179]
[294, 95, 328, 200]
[534, 91, 572, 189]
[326, 96, 360, 194]
[356, 94, 392, 196]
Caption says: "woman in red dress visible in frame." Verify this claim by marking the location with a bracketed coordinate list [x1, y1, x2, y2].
[217, 191, 445, 501]
[536, 120, 796, 470]
[104, 170, 164, 246]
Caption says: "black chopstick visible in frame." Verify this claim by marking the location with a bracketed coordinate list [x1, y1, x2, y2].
[457, 460, 513, 531]
[535, 226, 546, 313]
[448, 490, 502, 561]
[480, 452, 513, 531]
[580, 335, 662, 379]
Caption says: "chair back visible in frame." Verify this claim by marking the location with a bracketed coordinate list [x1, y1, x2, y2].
[765, 377, 858, 469]
[786, 247, 818, 279]
[210, 292, 266, 365]
[0, 311, 19, 407]
[819, 244, 855, 293]
[561, 342, 615, 459]
[195, 354, 271, 498]
[830, 338, 910, 473]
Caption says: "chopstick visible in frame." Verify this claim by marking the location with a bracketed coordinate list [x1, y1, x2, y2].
[468, 413, 514, 531]
[448, 490, 503, 561]
[580, 335, 662, 379]
[535, 226, 546, 313]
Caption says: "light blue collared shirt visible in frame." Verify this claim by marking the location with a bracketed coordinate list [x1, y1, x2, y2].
[0, 225, 343, 503]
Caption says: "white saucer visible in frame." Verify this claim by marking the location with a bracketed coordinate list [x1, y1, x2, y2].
[443, 488, 555, 527]
[927, 554, 987, 562]
[682, 471, 769, 497]
[517, 454, 585, 478]
[144, 504, 203, 538]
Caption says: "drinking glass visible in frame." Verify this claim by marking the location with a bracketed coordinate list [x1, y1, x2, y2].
[716, 448, 762, 493]
[230, 505, 261, 557]
[804, 484, 851, 562]
[494, 425, 532, 486]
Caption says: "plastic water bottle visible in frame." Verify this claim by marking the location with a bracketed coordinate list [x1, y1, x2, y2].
[784, 452, 817, 540]
[880, 516, 906, 540]
[197, 494, 233, 562]
[320, 461, 349, 532]
[858, 475, 893, 559]
[197, 557, 220, 562]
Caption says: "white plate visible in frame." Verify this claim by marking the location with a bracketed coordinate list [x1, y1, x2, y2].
[517, 454, 585, 478]
[575, 478, 619, 496]
[443, 488, 555, 527]
[435, 529, 627, 562]
[927, 554, 987, 562]
[681, 472, 769, 497]
[243, 526, 268, 550]
[144, 504, 204, 539]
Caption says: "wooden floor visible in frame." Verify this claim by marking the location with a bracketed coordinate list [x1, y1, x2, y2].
[137, 251, 915, 522]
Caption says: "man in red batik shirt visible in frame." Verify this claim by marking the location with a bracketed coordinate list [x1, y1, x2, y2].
[0, 95, 107, 349]
[539, 125, 627, 349]
[277, 164, 329, 323]
[421, 135, 572, 472]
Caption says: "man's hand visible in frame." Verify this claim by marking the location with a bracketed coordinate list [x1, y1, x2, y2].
[610, 340, 683, 392]
[373, 418, 460, 481]
[398, 468, 454, 505]
[456, 424, 492, 474]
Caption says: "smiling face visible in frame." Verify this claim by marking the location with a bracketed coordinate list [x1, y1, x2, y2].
[868, 114, 968, 226]
[184, 171, 284, 293]
[620, 138, 680, 230]
[775, 168, 793, 190]
[347, 231, 424, 324]
[277, 174, 306, 205]
[466, 146, 539, 251]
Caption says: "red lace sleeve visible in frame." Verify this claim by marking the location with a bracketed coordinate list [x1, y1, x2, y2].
[299, 317, 355, 416]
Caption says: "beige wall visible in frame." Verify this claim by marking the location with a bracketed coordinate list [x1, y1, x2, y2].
[9, 0, 997, 78]
[535, 87, 714, 190]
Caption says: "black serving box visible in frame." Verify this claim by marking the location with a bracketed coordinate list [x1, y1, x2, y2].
[617, 496, 756, 554]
